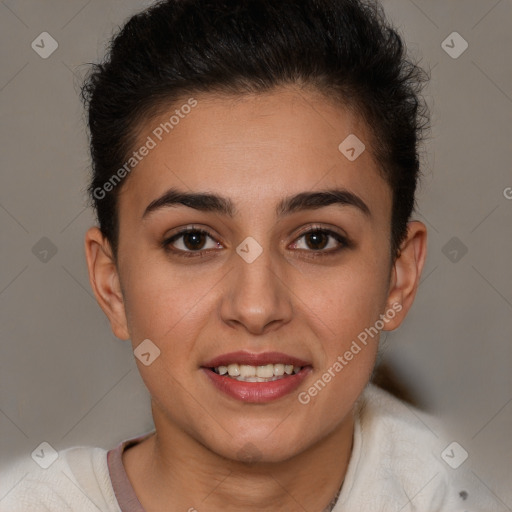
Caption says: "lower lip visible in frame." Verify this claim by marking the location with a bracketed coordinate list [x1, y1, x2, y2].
[202, 367, 312, 403]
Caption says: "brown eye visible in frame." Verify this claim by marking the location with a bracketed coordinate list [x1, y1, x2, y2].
[304, 231, 330, 250]
[291, 228, 349, 254]
[163, 228, 221, 256]
[182, 231, 207, 250]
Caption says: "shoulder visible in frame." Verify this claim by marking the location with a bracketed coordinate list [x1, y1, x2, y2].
[0, 445, 119, 512]
[336, 383, 462, 511]
[358, 382, 445, 463]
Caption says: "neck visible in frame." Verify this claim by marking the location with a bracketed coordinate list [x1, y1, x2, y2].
[123, 406, 354, 512]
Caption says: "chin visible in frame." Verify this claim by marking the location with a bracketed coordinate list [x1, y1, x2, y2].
[209, 431, 308, 465]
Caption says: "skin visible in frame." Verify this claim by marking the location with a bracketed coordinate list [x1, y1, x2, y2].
[85, 86, 427, 512]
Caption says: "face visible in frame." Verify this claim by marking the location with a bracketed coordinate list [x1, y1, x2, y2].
[86, 86, 420, 463]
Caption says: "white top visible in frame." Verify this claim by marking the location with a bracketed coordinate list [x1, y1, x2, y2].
[0, 384, 497, 511]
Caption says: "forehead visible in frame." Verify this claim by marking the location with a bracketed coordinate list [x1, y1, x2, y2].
[119, 87, 391, 221]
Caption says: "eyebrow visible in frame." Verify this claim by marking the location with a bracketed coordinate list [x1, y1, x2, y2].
[142, 187, 371, 219]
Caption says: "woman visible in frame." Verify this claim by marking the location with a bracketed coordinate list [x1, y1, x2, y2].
[0, 0, 484, 510]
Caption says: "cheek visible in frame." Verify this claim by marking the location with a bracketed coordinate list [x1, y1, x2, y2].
[294, 267, 386, 427]
[296, 254, 389, 338]
[301, 287, 383, 387]
[120, 252, 218, 341]
[119, 259, 226, 411]
[120, 262, 214, 411]
[291, 256, 389, 406]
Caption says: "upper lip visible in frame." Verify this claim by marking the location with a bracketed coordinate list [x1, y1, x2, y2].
[202, 351, 311, 368]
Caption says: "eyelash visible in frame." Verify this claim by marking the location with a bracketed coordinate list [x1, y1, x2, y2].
[161, 225, 351, 260]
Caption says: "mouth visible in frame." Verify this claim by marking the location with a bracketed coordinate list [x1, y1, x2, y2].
[209, 363, 303, 382]
[201, 351, 312, 403]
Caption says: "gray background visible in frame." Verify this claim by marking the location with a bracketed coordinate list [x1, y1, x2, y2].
[1, 0, 511, 506]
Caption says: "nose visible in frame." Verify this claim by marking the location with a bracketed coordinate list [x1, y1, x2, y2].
[220, 244, 293, 335]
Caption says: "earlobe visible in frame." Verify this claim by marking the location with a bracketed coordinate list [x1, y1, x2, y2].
[84, 227, 130, 340]
[383, 221, 428, 331]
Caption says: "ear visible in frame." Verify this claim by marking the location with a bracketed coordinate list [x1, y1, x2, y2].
[84, 227, 130, 340]
[382, 221, 427, 331]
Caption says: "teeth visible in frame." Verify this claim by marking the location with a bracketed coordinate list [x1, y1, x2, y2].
[227, 364, 240, 377]
[274, 364, 285, 376]
[256, 364, 274, 378]
[213, 363, 303, 381]
[239, 365, 256, 378]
